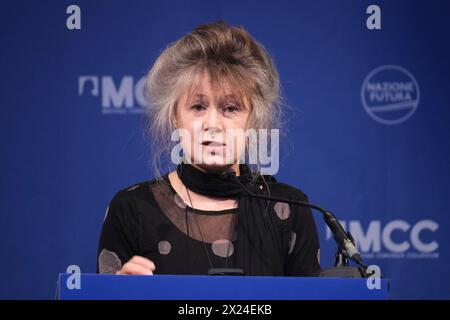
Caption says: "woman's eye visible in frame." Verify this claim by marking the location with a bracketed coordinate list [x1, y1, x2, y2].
[191, 104, 206, 112]
[222, 104, 239, 113]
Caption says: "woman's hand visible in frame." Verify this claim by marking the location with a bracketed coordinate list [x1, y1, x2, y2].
[115, 256, 156, 275]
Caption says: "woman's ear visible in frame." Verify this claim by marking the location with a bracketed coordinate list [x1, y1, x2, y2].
[171, 115, 178, 128]
[171, 105, 179, 128]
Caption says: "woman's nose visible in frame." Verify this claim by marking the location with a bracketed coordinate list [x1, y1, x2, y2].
[204, 107, 221, 130]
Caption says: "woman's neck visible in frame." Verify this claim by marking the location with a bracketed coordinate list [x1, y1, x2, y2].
[167, 169, 238, 211]
[190, 163, 241, 176]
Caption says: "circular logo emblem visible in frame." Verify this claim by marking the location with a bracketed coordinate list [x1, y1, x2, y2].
[361, 65, 420, 125]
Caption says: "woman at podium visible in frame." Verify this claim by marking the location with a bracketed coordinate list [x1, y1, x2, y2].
[97, 20, 321, 277]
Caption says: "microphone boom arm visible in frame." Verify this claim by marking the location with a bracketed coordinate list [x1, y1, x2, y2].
[227, 171, 368, 270]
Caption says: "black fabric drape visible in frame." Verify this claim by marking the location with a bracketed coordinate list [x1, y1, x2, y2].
[177, 162, 284, 276]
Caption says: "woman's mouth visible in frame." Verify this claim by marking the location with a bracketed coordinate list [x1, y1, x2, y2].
[201, 141, 226, 152]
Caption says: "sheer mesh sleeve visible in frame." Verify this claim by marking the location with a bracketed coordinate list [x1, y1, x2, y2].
[96, 190, 141, 274]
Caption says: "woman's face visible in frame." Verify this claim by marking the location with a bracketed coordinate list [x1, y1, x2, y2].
[174, 71, 251, 174]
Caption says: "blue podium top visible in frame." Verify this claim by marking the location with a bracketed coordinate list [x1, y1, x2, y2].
[58, 274, 389, 300]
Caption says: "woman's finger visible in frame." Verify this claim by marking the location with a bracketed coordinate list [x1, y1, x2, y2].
[129, 256, 156, 271]
[116, 261, 153, 275]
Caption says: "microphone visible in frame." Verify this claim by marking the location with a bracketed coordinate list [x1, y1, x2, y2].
[226, 169, 368, 270]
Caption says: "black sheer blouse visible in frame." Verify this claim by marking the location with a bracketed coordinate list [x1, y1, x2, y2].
[97, 174, 321, 276]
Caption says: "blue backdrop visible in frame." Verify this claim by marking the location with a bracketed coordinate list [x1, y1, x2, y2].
[1, 0, 449, 299]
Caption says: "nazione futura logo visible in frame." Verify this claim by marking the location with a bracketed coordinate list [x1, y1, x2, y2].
[361, 65, 420, 125]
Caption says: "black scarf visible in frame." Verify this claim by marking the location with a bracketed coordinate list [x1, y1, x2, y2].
[176, 162, 285, 276]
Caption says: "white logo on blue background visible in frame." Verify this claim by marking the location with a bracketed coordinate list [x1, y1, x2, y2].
[326, 219, 439, 259]
[78, 76, 146, 115]
[361, 65, 420, 125]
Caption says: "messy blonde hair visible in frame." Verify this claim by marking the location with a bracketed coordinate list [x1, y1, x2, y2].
[145, 20, 284, 179]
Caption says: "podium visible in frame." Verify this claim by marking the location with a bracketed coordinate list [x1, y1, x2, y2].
[57, 274, 389, 300]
